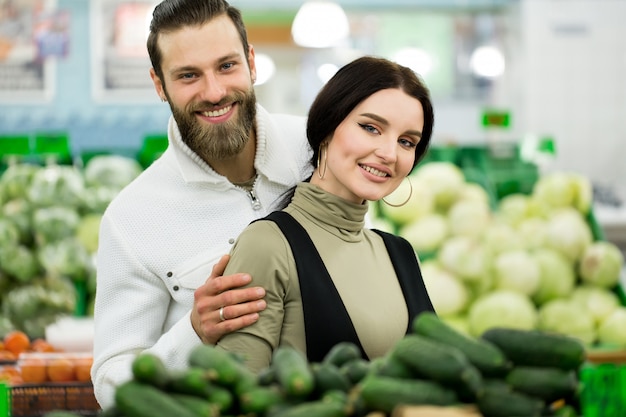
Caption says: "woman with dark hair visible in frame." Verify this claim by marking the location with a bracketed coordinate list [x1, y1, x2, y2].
[217, 56, 436, 372]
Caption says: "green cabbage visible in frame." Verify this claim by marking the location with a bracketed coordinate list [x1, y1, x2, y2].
[32, 205, 81, 246]
[83, 154, 143, 190]
[531, 248, 576, 305]
[492, 250, 541, 296]
[569, 285, 621, 325]
[467, 290, 538, 337]
[544, 208, 593, 263]
[412, 162, 466, 212]
[538, 299, 596, 345]
[27, 165, 86, 208]
[578, 241, 624, 289]
[597, 307, 626, 348]
[400, 213, 449, 255]
[421, 261, 469, 317]
[379, 178, 435, 226]
[447, 199, 492, 238]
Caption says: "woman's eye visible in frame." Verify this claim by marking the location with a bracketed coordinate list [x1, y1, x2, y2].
[400, 138, 417, 148]
[358, 123, 379, 134]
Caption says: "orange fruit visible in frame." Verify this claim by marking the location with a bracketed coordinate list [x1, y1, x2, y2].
[74, 356, 93, 382]
[31, 338, 56, 353]
[0, 350, 17, 361]
[47, 357, 76, 382]
[20, 357, 47, 383]
[4, 330, 30, 357]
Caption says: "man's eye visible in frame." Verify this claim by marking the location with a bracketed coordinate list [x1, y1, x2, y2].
[221, 62, 234, 70]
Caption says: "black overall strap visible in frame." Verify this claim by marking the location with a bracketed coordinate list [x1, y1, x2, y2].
[264, 211, 367, 362]
[372, 229, 436, 332]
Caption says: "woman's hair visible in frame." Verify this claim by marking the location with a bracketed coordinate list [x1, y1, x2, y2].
[146, 0, 249, 82]
[307, 56, 434, 173]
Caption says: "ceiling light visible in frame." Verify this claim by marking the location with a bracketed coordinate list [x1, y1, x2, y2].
[254, 53, 276, 86]
[470, 45, 505, 78]
[291, 1, 349, 48]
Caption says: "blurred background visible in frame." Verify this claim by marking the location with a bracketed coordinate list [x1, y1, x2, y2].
[0, 0, 625, 243]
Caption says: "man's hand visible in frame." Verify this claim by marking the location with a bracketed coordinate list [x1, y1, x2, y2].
[191, 255, 266, 345]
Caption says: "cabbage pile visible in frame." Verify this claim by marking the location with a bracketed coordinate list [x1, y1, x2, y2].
[372, 162, 626, 348]
[0, 155, 142, 338]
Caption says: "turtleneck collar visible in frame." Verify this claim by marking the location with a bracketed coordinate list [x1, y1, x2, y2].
[287, 182, 369, 242]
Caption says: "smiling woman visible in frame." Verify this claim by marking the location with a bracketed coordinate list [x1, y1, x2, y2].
[216, 55, 436, 372]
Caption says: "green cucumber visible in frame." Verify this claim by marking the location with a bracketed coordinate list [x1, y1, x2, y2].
[412, 312, 512, 376]
[505, 366, 580, 402]
[170, 393, 220, 417]
[481, 327, 586, 370]
[339, 358, 370, 385]
[114, 381, 199, 417]
[165, 367, 212, 397]
[188, 344, 257, 391]
[272, 346, 315, 398]
[358, 375, 458, 414]
[322, 342, 362, 367]
[239, 385, 285, 414]
[391, 334, 481, 388]
[476, 387, 545, 417]
[311, 362, 352, 395]
[270, 399, 347, 417]
[371, 354, 414, 379]
[131, 352, 169, 388]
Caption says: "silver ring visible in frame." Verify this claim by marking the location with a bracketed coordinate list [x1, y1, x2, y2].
[219, 306, 226, 322]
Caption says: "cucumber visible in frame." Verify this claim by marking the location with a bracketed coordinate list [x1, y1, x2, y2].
[481, 327, 586, 370]
[170, 393, 220, 417]
[311, 362, 352, 395]
[257, 366, 277, 386]
[131, 352, 169, 388]
[476, 387, 545, 417]
[371, 354, 414, 379]
[391, 334, 481, 387]
[322, 342, 362, 367]
[272, 346, 315, 398]
[412, 312, 512, 376]
[114, 381, 199, 417]
[188, 344, 257, 391]
[505, 366, 580, 402]
[239, 385, 285, 414]
[358, 375, 458, 414]
[165, 367, 212, 397]
[339, 358, 370, 385]
[206, 385, 235, 414]
[270, 399, 347, 417]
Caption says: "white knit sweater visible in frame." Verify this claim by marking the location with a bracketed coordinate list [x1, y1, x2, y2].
[91, 105, 311, 408]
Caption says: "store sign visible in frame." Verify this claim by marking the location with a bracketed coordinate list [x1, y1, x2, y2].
[91, 0, 159, 103]
[481, 109, 511, 128]
[0, 0, 58, 103]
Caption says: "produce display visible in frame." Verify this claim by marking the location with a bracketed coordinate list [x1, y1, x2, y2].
[370, 161, 626, 349]
[0, 156, 143, 340]
[45, 312, 585, 417]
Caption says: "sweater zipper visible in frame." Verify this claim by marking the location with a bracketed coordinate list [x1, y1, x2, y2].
[248, 189, 262, 210]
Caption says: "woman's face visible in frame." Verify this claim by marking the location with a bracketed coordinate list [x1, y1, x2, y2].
[312, 88, 424, 204]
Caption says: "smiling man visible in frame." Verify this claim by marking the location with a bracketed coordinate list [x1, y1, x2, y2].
[91, 0, 312, 408]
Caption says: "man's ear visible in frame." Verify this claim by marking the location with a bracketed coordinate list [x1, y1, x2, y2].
[150, 68, 166, 101]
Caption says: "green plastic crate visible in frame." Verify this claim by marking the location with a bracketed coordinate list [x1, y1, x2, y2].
[33, 132, 72, 165]
[137, 134, 168, 168]
[579, 362, 626, 417]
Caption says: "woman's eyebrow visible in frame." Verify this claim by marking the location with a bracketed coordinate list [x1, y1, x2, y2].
[360, 112, 422, 138]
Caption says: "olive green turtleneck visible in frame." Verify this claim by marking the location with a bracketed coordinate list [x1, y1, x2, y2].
[218, 182, 409, 373]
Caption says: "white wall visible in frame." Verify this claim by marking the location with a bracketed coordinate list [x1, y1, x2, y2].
[520, 0, 626, 186]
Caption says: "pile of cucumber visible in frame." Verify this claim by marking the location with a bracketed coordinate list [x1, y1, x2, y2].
[51, 312, 586, 417]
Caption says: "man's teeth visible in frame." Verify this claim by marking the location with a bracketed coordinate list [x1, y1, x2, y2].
[362, 165, 388, 177]
[202, 106, 231, 117]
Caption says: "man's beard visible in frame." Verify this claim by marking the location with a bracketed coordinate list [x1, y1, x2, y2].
[171, 88, 257, 163]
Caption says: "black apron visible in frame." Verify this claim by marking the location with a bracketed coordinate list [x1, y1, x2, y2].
[262, 211, 435, 362]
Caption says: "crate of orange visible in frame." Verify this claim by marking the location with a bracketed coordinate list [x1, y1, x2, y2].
[0, 352, 99, 417]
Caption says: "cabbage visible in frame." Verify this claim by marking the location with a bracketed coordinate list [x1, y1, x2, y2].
[538, 299, 596, 345]
[457, 182, 492, 206]
[438, 235, 491, 283]
[399, 213, 449, 255]
[569, 285, 621, 325]
[492, 250, 541, 296]
[0, 218, 20, 248]
[578, 241, 624, 289]
[531, 248, 576, 305]
[442, 315, 471, 336]
[27, 165, 86, 208]
[76, 213, 103, 254]
[597, 307, 626, 348]
[83, 154, 143, 190]
[32, 206, 81, 246]
[447, 199, 491, 238]
[2, 198, 33, 244]
[37, 237, 95, 282]
[467, 290, 538, 337]
[517, 217, 548, 250]
[482, 221, 525, 255]
[0, 244, 41, 283]
[379, 178, 434, 226]
[421, 261, 469, 317]
[80, 185, 120, 215]
[532, 171, 593, 215]
[0, 163, 39, 201]
[496, 193, 533, 227]
[412, 162, 466, 212]
[544, 208, 593, 263]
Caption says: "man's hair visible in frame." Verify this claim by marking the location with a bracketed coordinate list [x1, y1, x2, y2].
[147, 0, 249, 82]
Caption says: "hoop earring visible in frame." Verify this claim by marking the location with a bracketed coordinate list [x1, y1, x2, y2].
[382, 177, 413, 207]
[317, 145, 327, 179]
